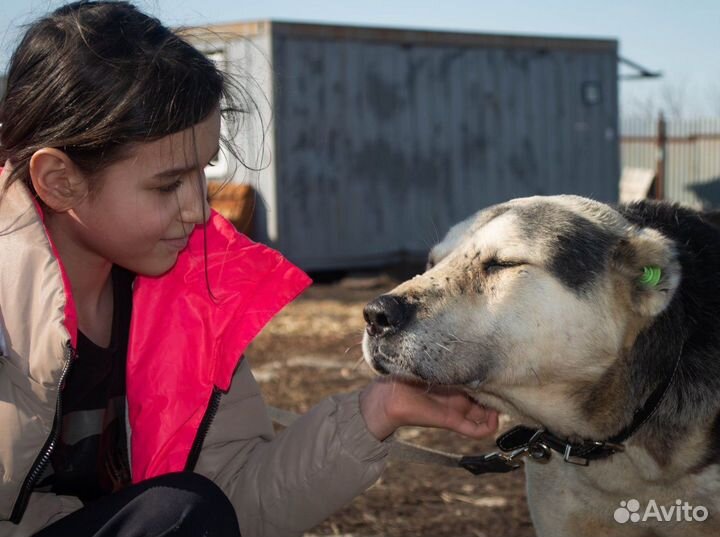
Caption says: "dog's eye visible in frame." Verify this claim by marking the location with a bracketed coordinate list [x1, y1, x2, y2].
[484, 259, 521, 274]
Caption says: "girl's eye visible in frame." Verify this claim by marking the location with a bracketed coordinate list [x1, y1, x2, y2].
[484, 259, 522, 274]
[208, 155, 219, 167]
[157, 178, 183, 193]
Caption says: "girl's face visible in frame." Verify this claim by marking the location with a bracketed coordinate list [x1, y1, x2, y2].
[69, 108, 221, 276]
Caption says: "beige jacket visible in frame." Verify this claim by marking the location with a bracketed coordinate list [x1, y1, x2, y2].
[0, 179, 390, 537]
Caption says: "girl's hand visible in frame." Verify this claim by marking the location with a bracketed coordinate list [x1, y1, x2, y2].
[359, 375, 499, 441]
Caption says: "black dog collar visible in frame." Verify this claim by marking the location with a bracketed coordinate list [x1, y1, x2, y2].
[459, 344, 684, 475]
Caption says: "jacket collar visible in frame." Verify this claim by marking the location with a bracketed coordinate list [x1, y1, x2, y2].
[0, 177, 78, 384]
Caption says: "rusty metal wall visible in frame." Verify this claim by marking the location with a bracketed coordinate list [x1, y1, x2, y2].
[271, 28, 618, 269]
[195, 23, 619, 270]
[621, 118, 720, 209]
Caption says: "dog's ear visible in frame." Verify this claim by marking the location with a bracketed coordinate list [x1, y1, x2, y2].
[612, 227, 681, 318]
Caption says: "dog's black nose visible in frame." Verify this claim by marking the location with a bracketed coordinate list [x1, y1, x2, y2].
[363, 295, 412, 337]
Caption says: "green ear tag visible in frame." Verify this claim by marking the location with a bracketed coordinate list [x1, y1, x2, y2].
[639, 266, 662, 287]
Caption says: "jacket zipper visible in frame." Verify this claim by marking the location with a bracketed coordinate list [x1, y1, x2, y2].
[184, 387, 223, 472]
[9, 342, 75, 523]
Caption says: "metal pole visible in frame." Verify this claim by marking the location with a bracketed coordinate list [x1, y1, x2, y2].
[655, 112, 667, 200]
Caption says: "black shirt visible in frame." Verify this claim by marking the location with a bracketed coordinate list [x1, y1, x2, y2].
[35, 266, 134, 503]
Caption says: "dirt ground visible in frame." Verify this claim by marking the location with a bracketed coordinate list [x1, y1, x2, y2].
[245, 273, 536, 537]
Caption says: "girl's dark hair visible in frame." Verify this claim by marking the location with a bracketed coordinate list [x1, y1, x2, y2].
[0, 0, 250, 197]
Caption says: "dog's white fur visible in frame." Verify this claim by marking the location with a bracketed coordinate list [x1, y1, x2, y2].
[364, 195, 719, 536]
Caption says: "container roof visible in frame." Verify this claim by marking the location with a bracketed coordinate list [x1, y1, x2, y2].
[187, 20, 617, 53]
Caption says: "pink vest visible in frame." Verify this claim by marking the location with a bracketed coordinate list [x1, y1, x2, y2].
[126, 212, 312, 481]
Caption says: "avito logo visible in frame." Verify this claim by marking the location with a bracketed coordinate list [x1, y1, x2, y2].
[614, 499, 708, 524]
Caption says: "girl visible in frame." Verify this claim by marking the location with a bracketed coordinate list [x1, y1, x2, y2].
[0, 2, 499, 536]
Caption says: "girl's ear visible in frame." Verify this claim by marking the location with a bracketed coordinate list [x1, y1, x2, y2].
[612, 227, 681, 318]
[29, 148, 88, 212]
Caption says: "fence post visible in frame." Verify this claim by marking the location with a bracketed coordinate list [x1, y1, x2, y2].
[655, 112, 667, 200]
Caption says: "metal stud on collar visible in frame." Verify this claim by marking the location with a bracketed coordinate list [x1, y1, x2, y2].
[528, 442, 552, 463]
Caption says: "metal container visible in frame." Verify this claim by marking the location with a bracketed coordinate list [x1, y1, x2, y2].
[189, 22, 619, 271]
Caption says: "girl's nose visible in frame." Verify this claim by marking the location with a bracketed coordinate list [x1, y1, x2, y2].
[181, 174, 211, 225]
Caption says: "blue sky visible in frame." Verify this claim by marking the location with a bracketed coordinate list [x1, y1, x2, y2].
[2, 0, 719, 118]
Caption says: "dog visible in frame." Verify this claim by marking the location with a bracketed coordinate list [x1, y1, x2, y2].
[362, 195, 720, 537]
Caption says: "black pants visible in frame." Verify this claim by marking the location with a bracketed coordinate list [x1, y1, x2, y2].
[33, 472, 242, 537]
